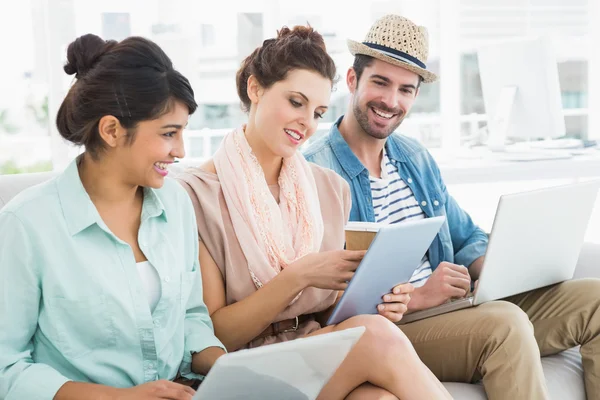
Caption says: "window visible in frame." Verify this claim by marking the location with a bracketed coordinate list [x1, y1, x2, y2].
[0, 0, 53, 174]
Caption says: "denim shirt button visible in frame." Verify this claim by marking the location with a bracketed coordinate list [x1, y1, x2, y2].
[433, 200, 439, 207]
[407, 178, 413, 184]
[421, 201, 427, 207]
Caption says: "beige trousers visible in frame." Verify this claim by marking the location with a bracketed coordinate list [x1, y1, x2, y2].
[400, 279, 600, 400]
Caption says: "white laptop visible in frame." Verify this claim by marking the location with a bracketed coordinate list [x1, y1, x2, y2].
[193, 327, 365, 400]
[400, 180, 600, 325]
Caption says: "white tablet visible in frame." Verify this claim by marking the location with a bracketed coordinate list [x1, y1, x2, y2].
[327, 216, 446, 325]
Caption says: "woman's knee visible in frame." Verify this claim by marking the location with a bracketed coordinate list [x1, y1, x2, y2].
[346, 314, 411, 349]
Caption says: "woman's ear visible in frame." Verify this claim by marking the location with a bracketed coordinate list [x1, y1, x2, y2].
[98, 115, 127, 148]
[247, 75, 264, 105]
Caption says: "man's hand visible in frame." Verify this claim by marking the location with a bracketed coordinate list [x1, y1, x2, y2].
[408, 262, 471, 311]
[378, 283, 414, 323]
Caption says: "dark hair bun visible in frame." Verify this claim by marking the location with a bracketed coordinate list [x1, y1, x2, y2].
[64, 34, 116, 78]
[276, 25, 326, 50]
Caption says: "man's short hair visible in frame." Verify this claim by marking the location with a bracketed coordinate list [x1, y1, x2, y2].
[352, 54, 423, 89]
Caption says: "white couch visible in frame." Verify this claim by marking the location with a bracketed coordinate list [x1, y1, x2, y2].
[0, 171, 597, 399]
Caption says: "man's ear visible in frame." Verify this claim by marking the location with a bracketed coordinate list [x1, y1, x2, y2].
[247, 75, 264, 105]
[98, 115, 127, 148]
[347, 67, 358, 94]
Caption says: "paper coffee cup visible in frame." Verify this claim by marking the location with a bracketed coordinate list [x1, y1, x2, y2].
[345, 222, 381, 251]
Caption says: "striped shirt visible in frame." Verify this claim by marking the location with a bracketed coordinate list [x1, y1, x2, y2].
[370, 149, 432, 287]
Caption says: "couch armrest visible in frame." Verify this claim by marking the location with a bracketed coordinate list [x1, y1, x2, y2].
[573, 242, 600, 280]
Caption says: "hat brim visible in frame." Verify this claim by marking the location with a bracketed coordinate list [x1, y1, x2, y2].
[347, 39, 438, 83]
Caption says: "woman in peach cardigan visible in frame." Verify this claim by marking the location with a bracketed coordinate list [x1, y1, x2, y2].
[177, 26, 451, 400]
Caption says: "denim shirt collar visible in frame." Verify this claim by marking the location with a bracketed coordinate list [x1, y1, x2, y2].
[329, 115, 410, 179]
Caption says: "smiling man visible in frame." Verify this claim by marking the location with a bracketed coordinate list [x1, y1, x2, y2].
[304, 14, 600, 400]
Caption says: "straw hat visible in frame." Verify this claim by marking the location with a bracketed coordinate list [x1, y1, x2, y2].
[347, 14, 438, 83]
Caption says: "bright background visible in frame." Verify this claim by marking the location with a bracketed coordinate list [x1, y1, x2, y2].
[1, 0, 599, 243]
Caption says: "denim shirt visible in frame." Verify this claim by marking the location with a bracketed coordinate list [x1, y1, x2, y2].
[0, 158, 224, 400]
[304, 116, 488, 271]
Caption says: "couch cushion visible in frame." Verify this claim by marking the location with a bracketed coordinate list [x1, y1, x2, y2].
[442, 348, 585, 399]
[0, 172, 56, 210]
[542, 347, 585, 399]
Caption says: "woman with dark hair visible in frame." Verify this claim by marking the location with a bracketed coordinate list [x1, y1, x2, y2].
[0, 34, 224, 400]
[177, 26, 451, 400]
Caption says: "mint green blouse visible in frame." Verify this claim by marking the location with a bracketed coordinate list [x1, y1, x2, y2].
[0, 159, 224, 400]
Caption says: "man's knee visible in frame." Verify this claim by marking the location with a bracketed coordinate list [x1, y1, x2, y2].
[478, 301, 535, 347]
[560, 278, 600, 300]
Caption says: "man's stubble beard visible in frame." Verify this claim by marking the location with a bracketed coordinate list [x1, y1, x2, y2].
[352, 97, 404, 140]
